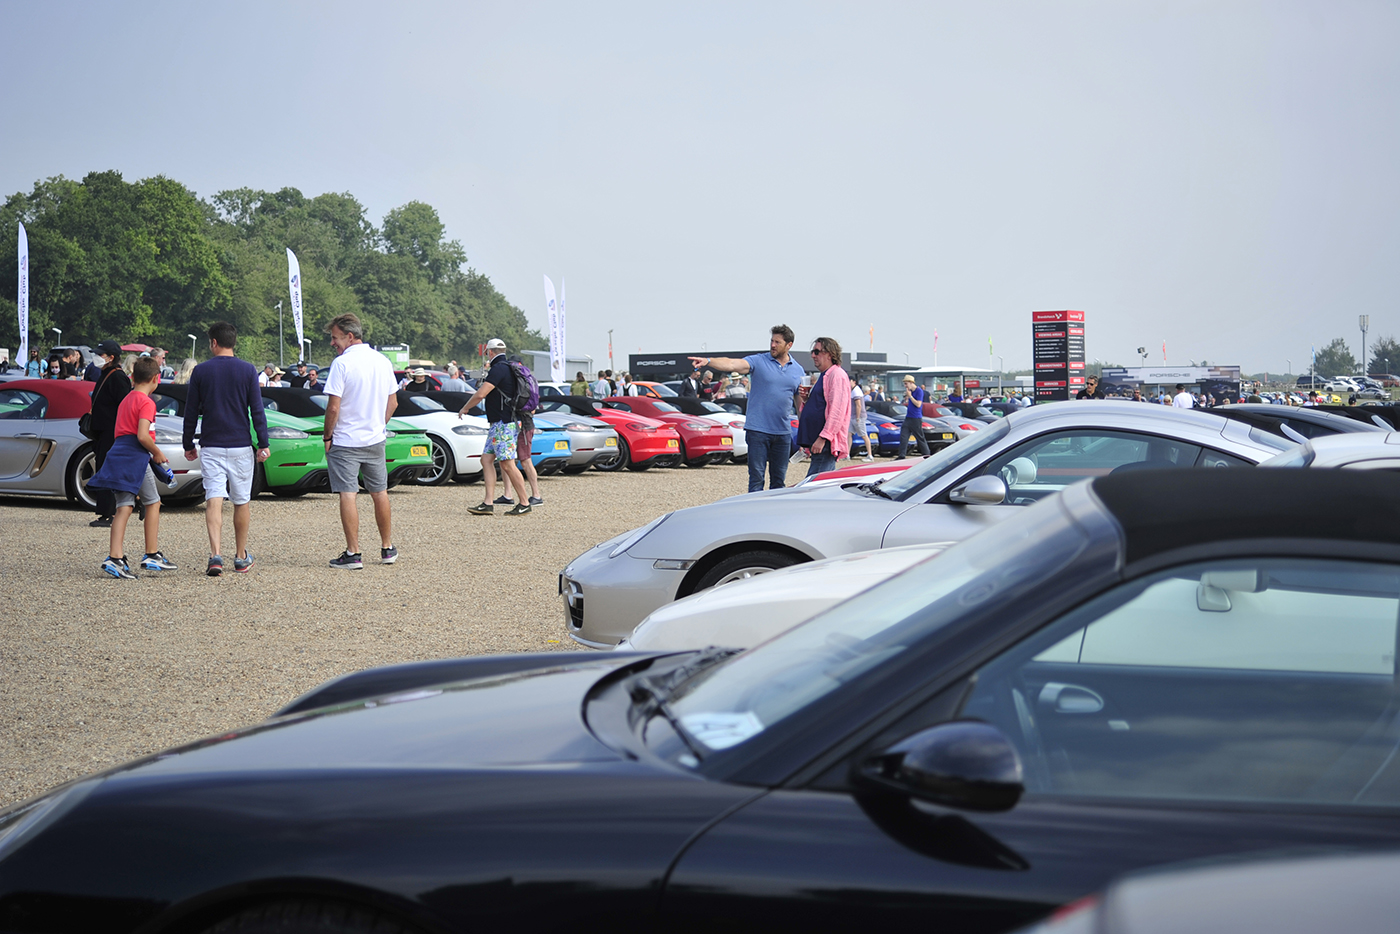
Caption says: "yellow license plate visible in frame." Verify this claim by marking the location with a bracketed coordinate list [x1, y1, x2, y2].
[605, 437, 617, 446]
[720, 437, 732, 445]
[554, 440, 568, 450]
[410, 445, 429, 457]
[941, 433, 954, 440]
[666, 439, 679, 449]
[868, 433, 878, 442]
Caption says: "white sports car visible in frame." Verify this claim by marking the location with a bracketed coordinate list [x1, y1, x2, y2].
[389, 392, 487, 485]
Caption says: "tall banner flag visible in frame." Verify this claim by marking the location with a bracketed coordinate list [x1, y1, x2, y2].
[869, 324, 874, 350]
[17, 223, 29, 368]
[544, 275, 564, 383]
[286, 249, 305, 361]
[559, 279, 566, 377]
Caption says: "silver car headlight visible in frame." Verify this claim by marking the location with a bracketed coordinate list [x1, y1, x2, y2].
[0, 779, 101, 863]
[152, 427, 184, 444]
[609, 513, 671, 558]
[452, 425, 488, 436]
[266, 427, 309, 440]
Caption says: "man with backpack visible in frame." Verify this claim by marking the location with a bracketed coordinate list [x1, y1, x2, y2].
[458, 338, 532, 515]
[492, 355, 546, 509]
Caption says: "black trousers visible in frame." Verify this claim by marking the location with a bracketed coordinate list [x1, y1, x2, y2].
[897, 417, 930, 457]
[93, 433, 116, 517]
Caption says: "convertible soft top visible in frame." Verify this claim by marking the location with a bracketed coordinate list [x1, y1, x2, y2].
[1092, 468, 1400, 565]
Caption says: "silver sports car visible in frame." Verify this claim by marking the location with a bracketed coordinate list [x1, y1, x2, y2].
[0, 379, 203, 507]
[561, 400, 1292, 647]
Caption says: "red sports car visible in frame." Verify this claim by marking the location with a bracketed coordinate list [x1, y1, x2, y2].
[535, 397, 681, 471]
[599, 396, 734, 467]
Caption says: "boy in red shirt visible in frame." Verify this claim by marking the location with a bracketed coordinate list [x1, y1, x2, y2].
[87, 357, 178, 578]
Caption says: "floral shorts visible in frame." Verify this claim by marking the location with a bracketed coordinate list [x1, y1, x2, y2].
[486, 421, 519, 460]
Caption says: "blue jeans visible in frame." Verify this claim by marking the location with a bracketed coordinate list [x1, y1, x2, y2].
[806, 450, 838, 478]
[746, 430, 792, 492]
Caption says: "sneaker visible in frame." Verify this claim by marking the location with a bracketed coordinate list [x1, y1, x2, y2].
[102, 556, 137, 580]
[527, 496, 544, 507]
[141, 551, 178, 571]
[207, 555, 223, 577]
[380, 545, 398, 564]
[863, 454, 875, 462]
[505, 503, 532, 516]
[493, 495, 514, 505]
[467, 502, 494, 515]
[89, 516, 112, 528]
[234, 552, 254, 573]
[329, 551, 363, 570]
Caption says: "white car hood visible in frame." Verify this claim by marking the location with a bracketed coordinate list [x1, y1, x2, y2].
[618, 543, 949, 652]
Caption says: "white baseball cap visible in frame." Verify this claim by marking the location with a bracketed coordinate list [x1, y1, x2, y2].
[486, 338, 507, 351]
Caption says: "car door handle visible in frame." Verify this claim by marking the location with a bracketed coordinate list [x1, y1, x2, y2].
[1038, 682, 1105, 714]
[13, 432, 40, 438]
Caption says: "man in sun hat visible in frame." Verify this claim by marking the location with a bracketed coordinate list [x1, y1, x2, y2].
[405, 367, 432, 393]
[896, 375, 930, 458]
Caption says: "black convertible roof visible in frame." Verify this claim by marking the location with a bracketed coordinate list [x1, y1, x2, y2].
[1091, 469, 1400, 566]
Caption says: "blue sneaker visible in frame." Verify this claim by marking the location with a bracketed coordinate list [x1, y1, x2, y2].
[102, 556, 136, 580]
[141, 551, 178, 571]
[234, 552, 254, 573]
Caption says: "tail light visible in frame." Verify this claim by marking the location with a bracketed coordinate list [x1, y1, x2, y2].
[879, 422, 897, 430]
[625, 422, 656, 432]
[959, 423, 978, 431]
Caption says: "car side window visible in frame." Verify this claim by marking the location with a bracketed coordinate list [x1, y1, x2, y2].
[975, 430, 1203, 505]
[1197, 448, 1250, 468]
[602, 402, 632, 412]
[151, 393, 180, 415]
[0, 390, 47, 419]
[962, 558, 1400, 806]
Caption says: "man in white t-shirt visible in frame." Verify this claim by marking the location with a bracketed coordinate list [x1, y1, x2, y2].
[1172, 384, 1195, 409]
[321, 313, 399, 570]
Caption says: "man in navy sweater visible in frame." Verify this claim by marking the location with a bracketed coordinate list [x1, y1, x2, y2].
[182, 322, 271, 577]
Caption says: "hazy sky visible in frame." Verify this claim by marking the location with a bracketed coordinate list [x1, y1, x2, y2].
[3, 0, 1397, 373]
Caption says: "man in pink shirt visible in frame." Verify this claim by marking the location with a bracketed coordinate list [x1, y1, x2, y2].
[795, 336, 851, 477]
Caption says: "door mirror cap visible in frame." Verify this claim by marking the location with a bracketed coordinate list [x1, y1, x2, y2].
[948, 475, 1007, 505]
[856, 720, 1024, 812]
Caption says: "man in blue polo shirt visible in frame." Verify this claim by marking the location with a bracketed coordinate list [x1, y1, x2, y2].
[690, 324, 802, 492]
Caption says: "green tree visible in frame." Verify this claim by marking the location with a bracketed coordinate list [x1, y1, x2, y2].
[1311, 338, 1356, 377]
[1366, 336, 1400, 376]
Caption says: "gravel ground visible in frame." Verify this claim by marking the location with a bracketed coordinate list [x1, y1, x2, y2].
[0, 462, 754, 808]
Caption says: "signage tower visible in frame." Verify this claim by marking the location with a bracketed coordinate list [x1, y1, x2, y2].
[1032, 310, 1086, 402]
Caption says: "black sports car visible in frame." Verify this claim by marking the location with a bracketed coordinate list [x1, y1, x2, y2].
[1215, 402, 1385, 441]
[4, 470, 1400, 934]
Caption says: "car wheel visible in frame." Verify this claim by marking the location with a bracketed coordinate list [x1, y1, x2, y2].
[413, 436, 453, 486]
[65, 444, 98, 508]
[596, 437, 629, 471]
[561, 464, 588, 475]
[695, 549, 801, 591]
[198, 898, 421, 934]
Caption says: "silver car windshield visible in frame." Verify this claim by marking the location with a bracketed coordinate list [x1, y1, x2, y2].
[664, 495, 1088, 755]
[879, 418, 1011, 501]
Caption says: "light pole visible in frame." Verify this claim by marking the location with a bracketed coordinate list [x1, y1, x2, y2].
[187, 334, 198, 360]
[276, 301, 284, 367]
[1286, 359, 1291, 380]
[1137, 346, 1147, 366]
[301, 338, 311, 363]
[1360, 314, 1370, 377]
[903, 352, 910, 365]
[998, 355, 1004, 395]
[51, 327, 61, 345]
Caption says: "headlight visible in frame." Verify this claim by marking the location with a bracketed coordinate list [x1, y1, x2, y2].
[0, 779, 100, 863]
[385, 431, 397, 438]
[267, 427, 309, 440]
[452, 425, 487, 436]
[609, 513, 671, 558]
[152, 427, 183, 444]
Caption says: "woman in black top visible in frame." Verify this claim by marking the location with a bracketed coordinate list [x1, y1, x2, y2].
[88, 341, 132, 527]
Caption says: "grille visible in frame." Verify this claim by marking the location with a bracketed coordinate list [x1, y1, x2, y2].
[564, 579, 584, 629]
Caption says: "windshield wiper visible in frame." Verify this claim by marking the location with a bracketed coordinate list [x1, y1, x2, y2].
[857, 479, 893, 499]
[630, 680, 709, 762]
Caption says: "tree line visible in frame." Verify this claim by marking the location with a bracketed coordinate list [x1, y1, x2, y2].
[0, 171, 543, 366]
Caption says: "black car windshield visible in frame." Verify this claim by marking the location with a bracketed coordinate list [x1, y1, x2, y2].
[663, 496, 1087, 756]
[651, 401, 679, 413]
[408, 396, 446, 412]
[878, 418, 1010, 501]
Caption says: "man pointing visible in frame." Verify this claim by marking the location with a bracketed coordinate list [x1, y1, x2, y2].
[690, 324, 802, 492]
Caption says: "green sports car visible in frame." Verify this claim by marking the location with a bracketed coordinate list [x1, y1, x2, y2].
[258, 388, 433, 487]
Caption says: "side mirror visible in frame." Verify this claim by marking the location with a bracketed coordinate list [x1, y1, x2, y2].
[856, 721, 1024, 812]
[948, 475, 1007, 506]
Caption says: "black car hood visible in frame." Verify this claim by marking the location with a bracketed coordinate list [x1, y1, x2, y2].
[107, 657, 643, 785]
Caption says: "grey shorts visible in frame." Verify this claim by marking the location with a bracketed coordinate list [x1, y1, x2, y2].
[327, 442, 387, 494]
[200, 446, 255, 505]
[115, 467, 161, 509]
